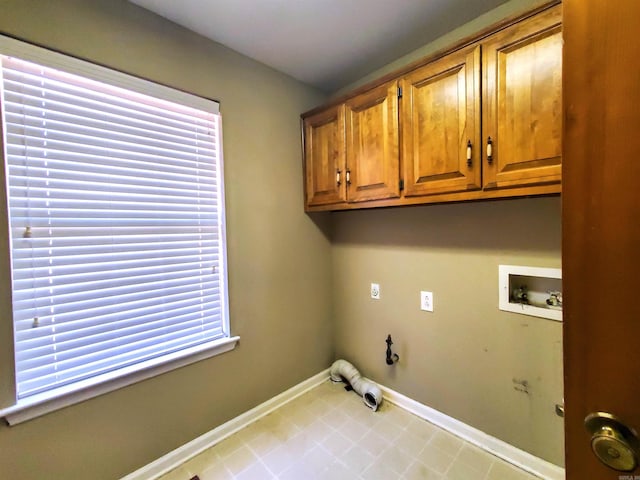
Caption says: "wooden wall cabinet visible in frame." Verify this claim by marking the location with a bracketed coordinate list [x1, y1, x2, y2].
[303, 105, 345, 206]
[303, 82, 399, 208]
[302, 2, 562, 211]
[400, 45, 481, 197]
[482, 5, 563, 190]
[345, 81, 400, 203]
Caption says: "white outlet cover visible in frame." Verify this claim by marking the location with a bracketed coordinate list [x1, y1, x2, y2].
[420, 291, 433, 312]
[371, 283, 380, 300]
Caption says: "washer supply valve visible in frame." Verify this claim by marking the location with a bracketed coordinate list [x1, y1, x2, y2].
[386, 334, 400, 365]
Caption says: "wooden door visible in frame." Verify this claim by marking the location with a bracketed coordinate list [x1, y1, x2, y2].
[563, 1, 640, 478]
[483, 5, 562, 190]
[303, 105, 346, 207]
[401, 45, 481, 196]
[345, 81, 400, 203]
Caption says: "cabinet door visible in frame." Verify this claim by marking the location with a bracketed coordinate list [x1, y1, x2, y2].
[345, 82, 400, 203]
[483, 5, 562, 189]
[401, 45, 481, 196]
[303, 105, 346, 206]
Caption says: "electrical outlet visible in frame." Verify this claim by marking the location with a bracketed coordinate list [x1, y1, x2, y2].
[371, 283, 380, 300]
[420, 291, 433, 312]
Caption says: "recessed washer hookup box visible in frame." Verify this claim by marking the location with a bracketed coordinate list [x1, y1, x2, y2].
[498, 265, 562, 322]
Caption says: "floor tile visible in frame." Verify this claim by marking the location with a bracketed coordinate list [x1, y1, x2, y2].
[429, 430, 464, 456]
[359, 429, 392, 457]
[406, 416, 438, 442]
[301, 444, 335, 472]
[374, 416, 406, 442]
[383, 404, 415, 428]
[337, 417, 370, 442]
[278, 460, 318, 480]
[339, 445, 376, 476]
[377, 445, 414, 475]
[487, 461, 539, 480]
[317, 459, 354, 480]
[260, 444, 296, 475]
[403, 460, 444, 480]
[197, 463, 233, 480]
[321, 429, 354, 456]
[219, 444, 256, 476]
[446, 458, 486, 480]
[455, 443, 495, 477]
[362, 458, 405, 480]
[306, 418, 334, 442]
[417, 443, 456, 474]
[233, 460, 275, 480]
[394, 429, 429, 457]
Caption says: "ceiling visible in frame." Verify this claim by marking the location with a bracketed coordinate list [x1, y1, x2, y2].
[130, 0, 510, 93]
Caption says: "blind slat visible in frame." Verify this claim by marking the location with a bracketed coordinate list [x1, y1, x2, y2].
[6, 144, 218, 174]
[2, 71, 216, 130]
[16, 307, 222, 353]
[4, 116, 216, 155]
[3, 106, 215, 149]
[6, 133, 215, 167]
[7, 151, 217, 184]
[13, 268, 220, 304]
[13, 280, 220, 313]
[5, 124, 216, 162]
[15, 298, 222, 340]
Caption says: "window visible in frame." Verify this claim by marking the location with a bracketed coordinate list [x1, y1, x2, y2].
[0, 37, 236, 422]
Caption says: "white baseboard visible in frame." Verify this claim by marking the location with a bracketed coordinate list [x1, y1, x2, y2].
[122, 368, 565, 480]
[379, 385, 565, 480]
[120, 368, 330, 480]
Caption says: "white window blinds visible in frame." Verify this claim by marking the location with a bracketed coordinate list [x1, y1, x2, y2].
[1, 52, 229, 399]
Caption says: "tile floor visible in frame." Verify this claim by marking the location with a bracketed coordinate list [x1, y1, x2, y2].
[159, 380, 541, 480]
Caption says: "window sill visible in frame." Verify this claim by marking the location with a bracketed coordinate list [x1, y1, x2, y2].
[0, 336, 240, 426]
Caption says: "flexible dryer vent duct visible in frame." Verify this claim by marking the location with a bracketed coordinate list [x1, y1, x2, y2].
[330, 359, 383, 411]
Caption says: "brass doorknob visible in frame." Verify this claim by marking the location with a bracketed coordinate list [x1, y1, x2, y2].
[585, 412, 640, 472]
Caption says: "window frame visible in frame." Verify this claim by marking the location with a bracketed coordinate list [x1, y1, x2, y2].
[0, 36, 238, 425]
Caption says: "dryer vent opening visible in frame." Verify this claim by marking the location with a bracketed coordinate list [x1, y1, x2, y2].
[329, 359, 383, 411]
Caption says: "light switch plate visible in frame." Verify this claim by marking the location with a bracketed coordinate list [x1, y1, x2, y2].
[420, 291, 433, 312]
[371, 283, 380, 300]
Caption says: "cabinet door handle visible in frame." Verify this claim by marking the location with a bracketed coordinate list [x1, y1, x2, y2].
[336, 169, 341, 186]
[346, 169, 351, 185]
[466, 140, 472, 167]
[487, 137, 494, 165]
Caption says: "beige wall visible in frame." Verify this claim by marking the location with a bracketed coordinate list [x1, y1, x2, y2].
[0, 1, 332, 479]
[332, 198, 564, 465]
[329, 0, 564, 466]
